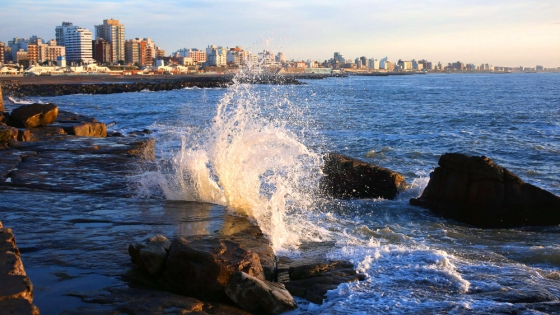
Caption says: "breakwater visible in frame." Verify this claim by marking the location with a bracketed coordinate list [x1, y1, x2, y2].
[1, 75, 305, 98]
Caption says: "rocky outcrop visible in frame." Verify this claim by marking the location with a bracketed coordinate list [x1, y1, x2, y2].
[0, 222, 40, 314]
[62, 122, 107, 138]
[320, 153, 407, 199]
[162, 237, 265, 301]
[225, 271, 297, 314]
[128, 235, 171, 276]
[0, 124, 18, 142]
[9, 103, 58, 128]
[282, 261, 366, 304]
[410, 153, 560, 227]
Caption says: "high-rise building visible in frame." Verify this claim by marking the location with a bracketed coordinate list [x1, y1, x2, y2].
[176, 48, 206, 62]
[227, 46, 249, 66]
[55, 22, 73, 47]
[37, 40, 65, 64]
[95, 19, 125, 63]
[206, 45, 227, 67]
[65, 27, 93, 63]
[93, 38, 112, 64]
[367, 58, 379, 70]
[125, 38, 155, 66]
[0, 42, 5, 64]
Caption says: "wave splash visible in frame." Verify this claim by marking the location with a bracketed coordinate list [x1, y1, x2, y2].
[140, 66, 324, 251]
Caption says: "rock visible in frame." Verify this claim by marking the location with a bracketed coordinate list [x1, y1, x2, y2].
[320, 153, 407, 199]
[410, 153, 560, 227]
[0, 299, 40, 315]
[17, 129, 32, 142]
[128, 235, 171, 275]
[0, 275, 34, 301]
[29, 126, 66, 139]
[472, 286, 558, 303]
[162, 237, 265, 301]
[0, 124, 18, 142]
[225, 271, 297, 314]
[283, 261, 366, 304]
[0, 85, 4, 112]
[9, 103, 58, 128]
[62, 122, 107, 138]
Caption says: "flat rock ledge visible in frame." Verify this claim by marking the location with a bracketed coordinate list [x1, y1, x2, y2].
[320, 153, 407, 200]
[410, 153, 560, 228]
[0, 221, 40, 315]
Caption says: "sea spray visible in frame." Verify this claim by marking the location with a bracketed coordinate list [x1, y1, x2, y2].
[138, 66, 327, 251]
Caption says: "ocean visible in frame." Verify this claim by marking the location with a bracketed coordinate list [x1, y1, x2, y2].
[4, 72, 560, 314]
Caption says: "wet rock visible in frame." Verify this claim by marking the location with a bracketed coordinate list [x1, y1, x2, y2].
[128, 235, 171, 275]
[225, 271, 297, 314]
[283, 261, 366, 304]
[0, 299, 40, 315]
[62, 122, 107, 138]
[321, 153, 407, 199]
[0, 273, 33, 301]
[28, 126, 66, 139]
[162, 237, 265, 301]
[410, 153, 560, 227]
[0, 124, 18, 142]
[472, 286, 559, 304]
[526, 301, 560, 314]
[17, 129, 32, 142]
[9, 103, 58, 128]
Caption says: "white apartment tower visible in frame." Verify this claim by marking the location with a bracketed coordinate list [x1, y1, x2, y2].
[95, 19, 125, 63]
[65, 27, 93, 63]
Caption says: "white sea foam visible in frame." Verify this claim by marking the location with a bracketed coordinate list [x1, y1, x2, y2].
[138, 65, 325, 251]
[8, 96, 38, 104]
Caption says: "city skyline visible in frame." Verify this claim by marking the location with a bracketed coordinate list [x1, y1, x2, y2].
[1, 0, 559, 67]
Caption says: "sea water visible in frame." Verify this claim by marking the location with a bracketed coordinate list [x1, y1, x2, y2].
[14, 72, 560, 314]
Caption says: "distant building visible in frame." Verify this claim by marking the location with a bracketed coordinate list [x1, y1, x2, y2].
[16, 50, 28, 64]
[155, 48, 166, 59]
[176, 48, 206, 63]
[93, 38, 112, 64]
[95, 19, 125, 63]
[125, 38, 154, 66]
[65, 27, 93, 63]
[0, 42, 5, 64]
[57, 55, 66, 67]
[276, 52, 286, 63]
[360, 56, 367, 68]
[536, 65, 544, 71]
[334, 52, 345, 63]
[226, 46, 248, 66]
[367, 58, 379, 70]
[206, 45, 227, 67]
[55, 22, 73, 47]
[380, 57, 390, 70]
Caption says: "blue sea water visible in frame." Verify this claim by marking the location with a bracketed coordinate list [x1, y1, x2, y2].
[6, 73, 560, 314]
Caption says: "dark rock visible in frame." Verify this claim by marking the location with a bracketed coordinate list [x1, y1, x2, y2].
[283, 260, 366, 304]
[162, 237, 265, 301]
[0, 124, 18, 142]
[472, 286, 558, 304]
[17, 129, 32, 142]
[225, 271, 297, 314]
[9, 103, 58, 128]
[320, 153, 407, 199]
[128, 235, 171, 275]
[0, 299, 40, 315]
[410, 153, 560, 227]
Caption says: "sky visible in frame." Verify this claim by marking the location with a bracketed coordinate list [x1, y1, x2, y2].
[1, 0, 559, 67]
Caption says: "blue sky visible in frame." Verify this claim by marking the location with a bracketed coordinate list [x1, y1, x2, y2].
[1, 0, 559, 67]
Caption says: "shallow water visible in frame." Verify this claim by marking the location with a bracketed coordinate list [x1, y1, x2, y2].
[3, 73, 560, 314]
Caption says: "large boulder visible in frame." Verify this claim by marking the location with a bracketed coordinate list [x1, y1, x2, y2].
[9, 103, 58, 128]
[410, 153, 560, 227]
[283, 261, 366, 304]
[225, 271, 297, 314]
[128, 235, 171, 276]
[162, 237, 265, 301]
[320, 153, 407, 199]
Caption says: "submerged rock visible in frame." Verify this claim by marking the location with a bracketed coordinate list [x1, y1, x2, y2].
[410, 153, 560, 227]
[320, 153, 407, 199]
[128, 235, 171, 276]
[9, 103, 58, 128]
[162, 237, 265, 301]
[283, 260, 366, 304]
[225, 271, 297, 314]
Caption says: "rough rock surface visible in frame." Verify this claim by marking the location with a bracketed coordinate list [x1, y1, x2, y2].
[225, 271, 297, 314]
[62, 122, 107, 138]
[410, 153, 560, 227]
[0, 223, 40, 314]
[321, 153, 407, 199]
[162, 237, 265, 301]
[9, 103, 58, 128]
[128, 235, 171, 275]
[283, 261, 366, 304]
[0, 123, 18, 142]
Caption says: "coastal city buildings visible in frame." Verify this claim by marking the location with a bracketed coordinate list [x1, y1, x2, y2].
[55, 22, 93, 63]
[92, 38, 112, 64]
[95, 19, 125, 63]
[0, 42, 5, 64]
[206, 45, 227, 67]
